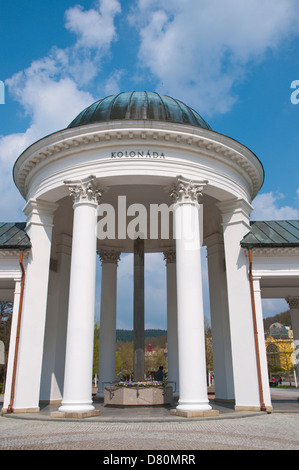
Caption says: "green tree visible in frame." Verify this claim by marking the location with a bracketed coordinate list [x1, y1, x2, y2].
[93, 323, 100, 377]
[117, 341, 134, 380]
[115, 351, 123, 379]
[205, 318, 213, 373]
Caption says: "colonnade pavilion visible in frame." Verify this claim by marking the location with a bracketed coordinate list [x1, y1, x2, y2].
[0, 92, 298, 418]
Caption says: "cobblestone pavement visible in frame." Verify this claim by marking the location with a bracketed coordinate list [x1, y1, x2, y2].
[0, 389, 298, 451]
[0, 413, 298, 451]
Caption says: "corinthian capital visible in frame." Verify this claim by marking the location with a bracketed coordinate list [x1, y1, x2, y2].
[64, 175, 102, 205]
[286, 296, 299, 309]
[98, 249, 121, 265]
[170, 177, 208, 204]
[163, 248, 176, 264]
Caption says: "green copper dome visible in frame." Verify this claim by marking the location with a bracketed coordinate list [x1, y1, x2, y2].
[68, 91, 211, 130]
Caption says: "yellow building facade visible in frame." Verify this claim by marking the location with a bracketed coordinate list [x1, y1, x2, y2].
[265, 323, 296, 377]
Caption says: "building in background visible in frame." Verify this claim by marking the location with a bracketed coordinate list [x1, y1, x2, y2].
[265, 322, 296, 380]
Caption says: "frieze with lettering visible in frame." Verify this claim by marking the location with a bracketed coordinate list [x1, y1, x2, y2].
[111, 150, 165, 159]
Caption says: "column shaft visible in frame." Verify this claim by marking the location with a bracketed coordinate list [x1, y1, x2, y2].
[134, 238, 145, 382]
[286, 297, 299, 380]
[171, 178, 212, 414]
[53, 236, 72, 400]
[164, 249, 179, 396]
[206, 234, 234, 402]
[40, 234, 72, 403]
[218, 199, 266, 411]
[3, 278, 21, 411]
[59, 176, 100, 414]
[97, 250, 120, 397]
[252, 276, 272, 410]
[8, 200, 56, 412]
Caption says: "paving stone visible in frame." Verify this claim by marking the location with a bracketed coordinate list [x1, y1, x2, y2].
[0, 389, 298, 450]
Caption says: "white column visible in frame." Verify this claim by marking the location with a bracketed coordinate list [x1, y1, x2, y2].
[163, 248, 179, 397]
[206, 234, 234, 402]
[218, 199, 262, 411]
[9, 200, 57, 412]
[3, 277, 22, 411]
[59, 176, 101, 414]
[133, 237, 145, 382]
[53, 235, 72, 400]
[252, 275, 272, 410]
[286, 297, 299, 379]
[39, 264, 59, 403]
[39, 234, 72, 403]
[171, 177, 214, 415]
[96, 249, 120, 398]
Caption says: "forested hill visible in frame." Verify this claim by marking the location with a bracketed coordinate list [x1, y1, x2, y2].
[116, 329, 167, 342]
[116, 310, 292, 342]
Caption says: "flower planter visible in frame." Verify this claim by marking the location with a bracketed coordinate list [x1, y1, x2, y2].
[104, 385, 173, 406]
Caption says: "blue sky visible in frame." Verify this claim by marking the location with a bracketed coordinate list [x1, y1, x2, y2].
[1, 0, 299, 327]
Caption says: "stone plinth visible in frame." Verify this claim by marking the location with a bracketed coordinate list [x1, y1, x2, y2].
[51, 410, 100, 419]
[171, 409, 219, 418]
[104, 386, 173, 406]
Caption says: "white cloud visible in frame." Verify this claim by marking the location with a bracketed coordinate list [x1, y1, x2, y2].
[65, 0, 121, 51]
[0, 0, 122, 221]
[0, 61, 94, 221]
[130, 0, 299, 115]
[6, 63, 94, 137]
[104, 69, 126, 96]
[251, 192, 299, 220]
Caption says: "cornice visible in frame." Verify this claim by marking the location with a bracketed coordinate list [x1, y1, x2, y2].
[0, 249, 30, 259]
[243, 246, 299, 256]
[13, 121, 264, 200]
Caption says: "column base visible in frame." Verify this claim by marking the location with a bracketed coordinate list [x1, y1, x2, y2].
[234, 405, 272, 412]
[58, 402, 95, 414]
[51, 409, 100, 419]
[176, 401, 212, 411]
[172, 401, 218, 418]
[2, 407, 40, 414]
[171, 409, 219, 418]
